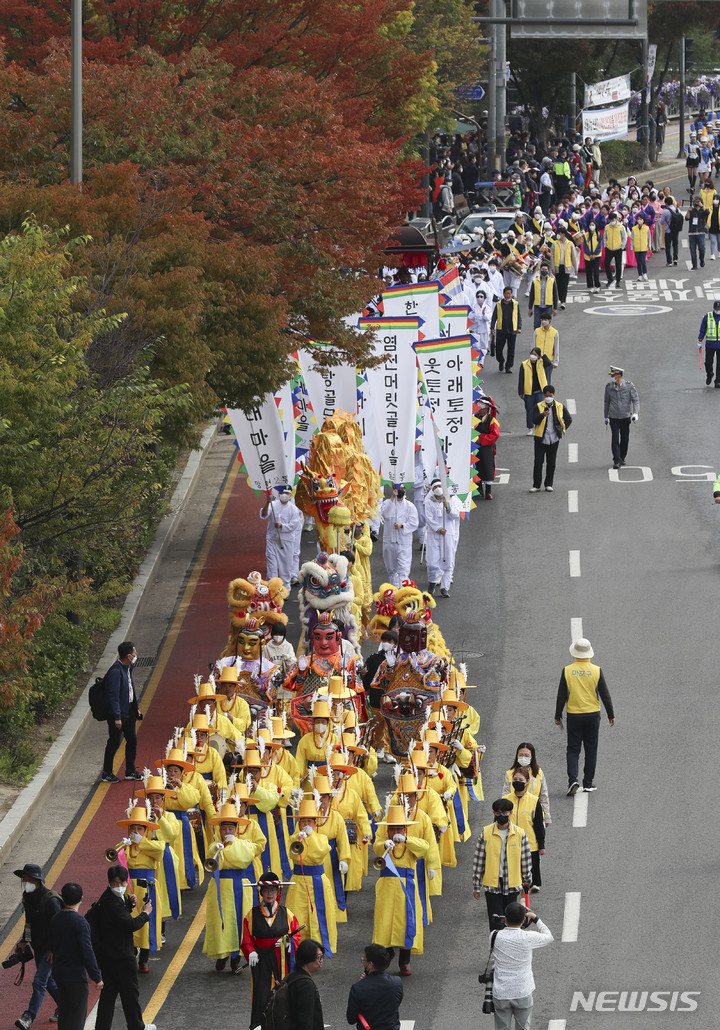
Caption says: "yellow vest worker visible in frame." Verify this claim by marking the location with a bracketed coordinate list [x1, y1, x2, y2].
[554, 637, 615, 794]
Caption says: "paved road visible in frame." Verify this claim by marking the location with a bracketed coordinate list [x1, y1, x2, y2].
[2, 165, 719, 1029]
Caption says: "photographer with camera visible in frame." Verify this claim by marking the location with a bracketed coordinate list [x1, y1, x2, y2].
[92, 865, 155, 1030]
[10, 862, 61, 1030]
[488, 902, 553, 1029]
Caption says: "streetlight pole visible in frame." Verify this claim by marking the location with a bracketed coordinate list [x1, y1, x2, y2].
[677, 35, 686, 160]
[495, 0, 507, 173]
[486, 0, 497, 176]
[70, 0, 82, 187]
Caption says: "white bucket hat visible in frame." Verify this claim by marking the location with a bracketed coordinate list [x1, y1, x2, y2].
[569, 638, 594, 659]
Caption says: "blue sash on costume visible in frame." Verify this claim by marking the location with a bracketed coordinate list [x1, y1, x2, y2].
[380, 864, 417, 948]
[328, 839, 346, 912]
[467, 780, 481, 803]
[415, 858, 429, 928]
[292, 863, 332, 956]
[275, 813, 292, 880]
[452, 790, 466, 836]
[131, 868, 157, 952]
[162, 845, 180, 919]
[254, 811, 273, 870]
[177, 812, 197, 888]
[217, 867, 257, 938]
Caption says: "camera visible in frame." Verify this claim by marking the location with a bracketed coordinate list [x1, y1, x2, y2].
[135, 877, 149, 904]
[490, 913, 506, 931]
[3, 943, 33, 969]
[482, 983, 495, 1014]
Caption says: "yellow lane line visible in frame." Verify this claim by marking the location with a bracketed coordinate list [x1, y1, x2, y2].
[1, 457, 239, 959]
[142, 894, 208, 1024]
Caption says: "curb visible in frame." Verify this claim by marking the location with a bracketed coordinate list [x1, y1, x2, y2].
[0, 419, 219, 866]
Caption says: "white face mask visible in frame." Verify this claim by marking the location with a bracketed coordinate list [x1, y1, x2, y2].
[110, 885, 127, 898]
[314, 722, 328, 735]
[279, 494, 291, 504]
[129, 831, 143, 844]
[433, 487, 443, 497]
[530, 355, 538, 363]
[22, 882, 37, 894]
[223, 833, 236, 844]
[271, 636, 284, 644]
[381, 642, 394, 652]
[130, 655, 137, 666]
[517, 755, 532, 767]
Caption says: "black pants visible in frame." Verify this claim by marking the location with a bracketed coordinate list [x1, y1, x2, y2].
[530, 851, 542, 888]
[103, 716, 138, 775]
[609, 417, 631, 464]
[533, 439, 559, 488]
[96, 961, 143, 1030]
[539, 192, 552, 216]
[566, 712, 601, 788]
[585, 258, 601, 289]
[484, 890, 520, 929]
[495, 332, 517, 371]
[555, 267, 570, 303]
[57, 981, 89, 1030]
[249, 949, 281, 1029]
[705, 346, 720, 384]
[665, 229, 679, 263]
[604, 248, 623, 285]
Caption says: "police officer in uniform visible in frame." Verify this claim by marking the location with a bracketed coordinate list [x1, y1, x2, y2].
[698, 301, 720, 387]
[603, 365, 639, 469]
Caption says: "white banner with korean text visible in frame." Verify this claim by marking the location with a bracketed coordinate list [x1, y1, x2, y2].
[226, 398, 290, 493]
[581, 102, 629, 143]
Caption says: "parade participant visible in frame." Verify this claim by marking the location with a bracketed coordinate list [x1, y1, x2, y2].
[471, 800, 532, 928]
[503, 767, 545, 892]
[432, 686, 484, 812]
[311, 772, 352, 922]
[284, 614, 362, 705]
[49, 883, 102, 1030]
[533, 314, 558, 382]
[603, 210, 627, 288]
[698, 301, 720, 387]
[268, 716, 300, 789]
[186, 679, 240, 744]
[423, 478, 462, 598]
[378, 486, 419, 589]
[295, 699, 340, 785]
[187, 712, 227, 795]
[686, 194, 709, 270]
[603, 365, 639, 469]
[202, 801, 258, 973]
[419, 730, 462, 855]
[452, 665, 480, 735]
[12, 863, 61, 1030]
[101, 641, 142, 783]
[260, 486, 304, 591]
[372, 804, 429, 975]
[319, 674, 361, 739]
[362, 630, 397, 759]
[93, 865, 153, 1030]
[215, 666, 252, 736]
[502, 743, 551, 827]
[250, 732, 295, 879]
[227, 781, 269, 878]
[490, 286, 522, 375]
[685, 131, 701, 193]
[241, 871, 302, 1029]
[286, 799, 337, 956]
[491, 902, 553, 1030]
[471, 288, 493, 364]
[158, 745, 205, 890]
[407, 749, 450, 890]
[322, 754, 371, 895]
[527, 265, 558, 328]
[518, 348, 552, 436]
[550, 226, 578, 308]
[555, 638, 615, 795]
[215, 617, 279, 704]
[392, 771, 440, 927]
[475, 397, 499, 501]
[233, 748, 285, 876]
[530, 384, 572, 493]
[343, 710, 379, 776]
[264, 624, 296, 720]
[631, 212, 650, 280]
[580, 220, 603, 293]
[114, 804, 164, 973]
[352, 521, 375, 626]
[346, 944, 403, 1030]
[341, 732, 383, 823]
[134, 774, 182, 930]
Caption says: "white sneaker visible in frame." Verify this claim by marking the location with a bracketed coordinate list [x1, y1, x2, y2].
[529, 487, 540, 492]
[712, 254, 716, 260]
[144, 1024, 157, 1030]
[544, 486, 554, 492]
[526, 429, 534, 436]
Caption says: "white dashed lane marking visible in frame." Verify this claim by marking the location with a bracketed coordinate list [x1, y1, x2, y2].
[568, 489, 578, 513]
[562, 892, 582, 942]
[569, 551, 581, 577]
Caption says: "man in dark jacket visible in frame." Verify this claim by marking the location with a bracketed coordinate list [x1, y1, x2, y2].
[346, 944, 403, 1030]
[102, 641, 142, 783]
[13, 863, 62, 1030]
[288, 939, 325, 1030]
[49, 883, 103, 1030]
[93, 865, 153, 1030]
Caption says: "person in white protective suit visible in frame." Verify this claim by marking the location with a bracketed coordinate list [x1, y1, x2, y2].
[379, 485, 419, 587]
[259, 486, 305, 590]
[423, 478, 462, 598]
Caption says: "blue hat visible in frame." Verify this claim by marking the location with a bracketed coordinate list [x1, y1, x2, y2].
[14, 863, 44, 883]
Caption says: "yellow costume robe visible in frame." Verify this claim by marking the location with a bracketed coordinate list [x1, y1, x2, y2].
[372, 824, 429, 955]
[285, 829, 337, 956]
[155, 812, 182, 920]
[258, 762, 294, 880]
[218, 693, 252, 734]
[332, 782, 371, 892]
[316, 807, 351, 922]
[423, 763, 460, 865]
[295, 731, 339, 786]
[387, 800, 439, 926]
[416, 786, 448, 896]
[126, 836, 164, 952]
[165, 780, 204, 889]
[202, 836, 258, 960]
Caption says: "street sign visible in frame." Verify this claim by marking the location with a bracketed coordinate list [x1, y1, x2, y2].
[455, 84, 485, 100]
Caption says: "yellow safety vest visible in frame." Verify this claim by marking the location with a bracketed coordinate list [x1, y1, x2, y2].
[521, 358, 547, 395]
[552, 239, 574, 267]
[481, 821, 526, 889]
[503, 791, 540, 852]
[534, 325, 558, 362]
[605, 223, 624, 251]
[533, 399, 566, 438]
[495, 299, 519, 332]
[632, 224, 650, 252]
[532, 276, 555, 306]
[563, 659, 602, 713]
[582, 232, 602, 259]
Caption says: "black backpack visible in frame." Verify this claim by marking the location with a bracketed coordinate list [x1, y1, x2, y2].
[89, 675, 108, 721]
[261, 971, 304, 1030]
[670, 208, 684, 233]
[84, 899, 103, 956]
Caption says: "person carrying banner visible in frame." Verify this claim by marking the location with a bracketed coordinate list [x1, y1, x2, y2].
[423, 479, 462, 598]
[379, 486, 419, 588]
